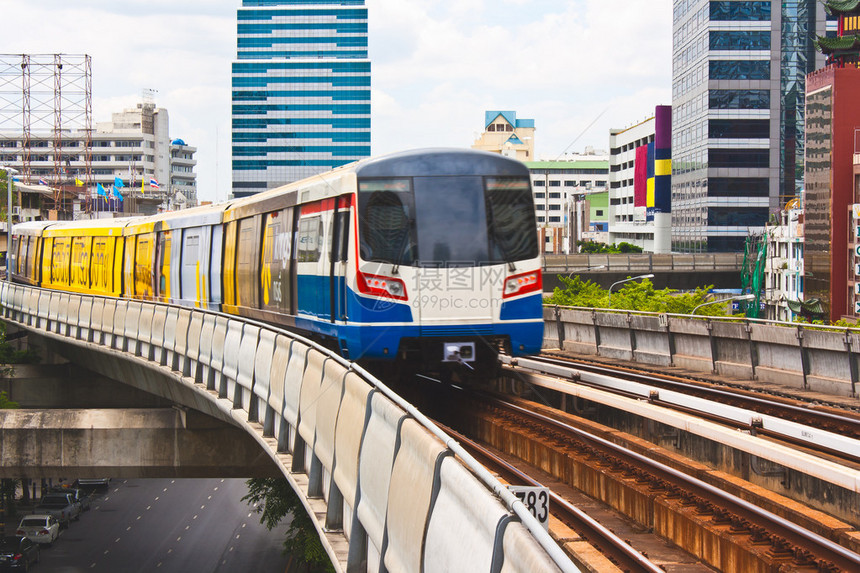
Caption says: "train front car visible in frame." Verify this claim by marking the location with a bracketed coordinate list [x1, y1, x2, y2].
[347, 148, 542, 373]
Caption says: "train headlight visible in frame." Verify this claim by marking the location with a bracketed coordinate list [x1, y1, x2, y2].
[357, 271, 408, 301]
[503, 270, 542, 299]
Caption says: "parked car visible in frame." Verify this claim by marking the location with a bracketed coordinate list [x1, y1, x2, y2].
[0, 535, 40, 571]
[34, 492, 81, 529]
[50, 487, 90, 511]
[16, 514, 60, 546]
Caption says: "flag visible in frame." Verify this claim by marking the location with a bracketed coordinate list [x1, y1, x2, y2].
[75, 177, 83, 187]
[150, 178, 160, 189]
[141, 178, 145, 195]
[114, 187, 124, 202]
[114, 176, 124, 189]
[38, 177, 48, 186]
[97, 183, 107, 197]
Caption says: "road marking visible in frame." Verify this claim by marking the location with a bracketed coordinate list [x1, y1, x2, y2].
[176, 536, 182, 542]
[146, 505, 151, 510]
[193, 515, 198, 520]
[115, 538, 120, 543]
[200, 505, 205, 509]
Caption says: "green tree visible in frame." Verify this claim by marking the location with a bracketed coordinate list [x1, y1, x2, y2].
[545, 276, 729, 316]
[243, 478, 335, 573]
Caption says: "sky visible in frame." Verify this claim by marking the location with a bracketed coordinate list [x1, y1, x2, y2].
[3, 0, 673, 203]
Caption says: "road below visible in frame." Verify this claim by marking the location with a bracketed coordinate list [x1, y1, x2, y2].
[37, 478, 292, 573]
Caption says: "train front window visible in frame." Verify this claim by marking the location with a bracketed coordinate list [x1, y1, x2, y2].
[358, 179, 416, 265]
[485, 177, 538, 262]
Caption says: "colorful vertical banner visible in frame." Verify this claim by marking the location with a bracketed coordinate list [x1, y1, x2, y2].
[652, 105, 672, 214]
[633, 145, 648, 208]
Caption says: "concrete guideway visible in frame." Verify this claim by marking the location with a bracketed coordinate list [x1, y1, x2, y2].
[0, 282, 577, 573]
[0, 407, 280, 479]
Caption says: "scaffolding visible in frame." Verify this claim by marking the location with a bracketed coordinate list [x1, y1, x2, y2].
[0, 54, 92, 217]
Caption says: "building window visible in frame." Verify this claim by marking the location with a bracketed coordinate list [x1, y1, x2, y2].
[549, 216, 561, 223]
[533, 180, 545, 186]
[710, 1, 771, 21]
[710, 31, 771, 50]
[549, 180, 560, 187]
[709, 149, 769, 168]
[709, 60, 770, 80]
[596, 210, 604, 216]
[709, 119, 770, 138]
[709, 90, 770, 109]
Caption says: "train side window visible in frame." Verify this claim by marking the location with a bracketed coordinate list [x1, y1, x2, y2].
[297, 216, 322, 263]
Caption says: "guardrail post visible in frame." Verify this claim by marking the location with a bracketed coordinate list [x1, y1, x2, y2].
[706, 320, 717, 373]
[659, 313, 675, 366]
[591, 310, 601, 356]
[554, 305, 564, 349]
[626, 312, 637, 360]
[745, 322, 758, 380]
[796, 326, 809, 390]
[845, 332, 858, 397]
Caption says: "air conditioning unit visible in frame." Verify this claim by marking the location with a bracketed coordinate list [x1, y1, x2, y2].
[12, 206, 21, 215]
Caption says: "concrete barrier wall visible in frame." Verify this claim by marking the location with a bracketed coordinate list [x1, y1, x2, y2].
[0, 283, 570, 573]
[544, 305, 860, 397]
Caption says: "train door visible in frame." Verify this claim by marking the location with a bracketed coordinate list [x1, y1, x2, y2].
[180, 228, 201, 307]
[236, 216, 261, 310]
[155, 230, 172, 302]
[330, 196, 351, 324]
[123, 235, 136, 298]
[296, 202, 328, 319]
[134, 232, 156, 300]
[209, 224, 223, 310]
[260, 208, 294, 319]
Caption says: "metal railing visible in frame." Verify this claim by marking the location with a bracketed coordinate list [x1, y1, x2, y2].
[0, 283, 576, 573]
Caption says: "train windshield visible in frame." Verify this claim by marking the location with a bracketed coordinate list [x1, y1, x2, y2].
[358, 176, 537, 267]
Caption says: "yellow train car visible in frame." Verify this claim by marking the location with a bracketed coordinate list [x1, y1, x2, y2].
[40, 218, 131, 297]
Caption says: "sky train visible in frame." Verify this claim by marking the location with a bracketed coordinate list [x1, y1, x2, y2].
[8, 148, 544, 372]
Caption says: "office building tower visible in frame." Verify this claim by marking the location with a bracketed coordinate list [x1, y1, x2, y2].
[231, 0, 371, 198]
[671, 0, 826, 252]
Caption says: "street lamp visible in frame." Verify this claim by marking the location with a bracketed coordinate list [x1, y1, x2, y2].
[607, 273, 654, 307]
[692, 293, 756, 315]
[1, 166, 17, 281]
[567, 264, 606, 279]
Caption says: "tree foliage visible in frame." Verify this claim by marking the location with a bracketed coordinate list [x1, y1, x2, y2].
[545, 275, 734, 316]
[243, 478, 335, 573]
[576, 241, 644, 254]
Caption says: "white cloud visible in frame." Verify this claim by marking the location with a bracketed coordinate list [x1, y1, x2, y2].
[3, 0, 672, 201]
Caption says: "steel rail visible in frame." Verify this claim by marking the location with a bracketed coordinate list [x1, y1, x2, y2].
[439, 424, 666, 573]
[492, 395, 860, 571]
[502, 354, 860, 465]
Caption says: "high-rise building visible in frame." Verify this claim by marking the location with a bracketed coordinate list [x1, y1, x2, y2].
[804, 0, 860, 322]
[231, 0, 371, 198]
[671, 1, 827, 252]
[608, 106, 673, 253]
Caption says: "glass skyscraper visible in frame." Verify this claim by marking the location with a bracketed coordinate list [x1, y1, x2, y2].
[671, 1, 826, 252]
[231, 0, 371, 197]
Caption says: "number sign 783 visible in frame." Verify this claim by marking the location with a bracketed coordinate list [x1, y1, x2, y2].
[507, 485, 549, 530]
